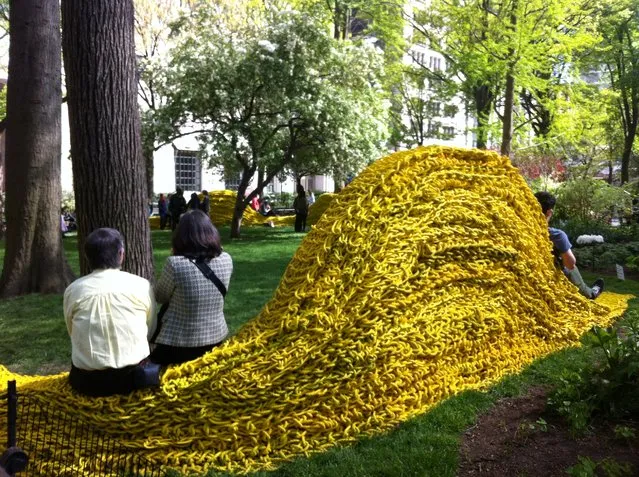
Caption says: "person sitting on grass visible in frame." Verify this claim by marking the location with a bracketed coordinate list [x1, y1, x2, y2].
[259, 198, 275, 216]
[64, 228, 158, 397]
[534, 191, 604, 300]
[150, 210, 233, 365]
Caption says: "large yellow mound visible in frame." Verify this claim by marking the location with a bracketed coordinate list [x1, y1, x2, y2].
[0, 146, 633, 476]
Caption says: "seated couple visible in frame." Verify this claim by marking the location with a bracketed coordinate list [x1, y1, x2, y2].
[64, 210, 233, 397]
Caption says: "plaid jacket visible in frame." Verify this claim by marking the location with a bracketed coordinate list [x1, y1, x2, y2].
[153, 253, 233, 347]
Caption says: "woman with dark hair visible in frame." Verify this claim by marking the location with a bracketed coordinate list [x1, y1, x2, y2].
[150, 210, 233, 364]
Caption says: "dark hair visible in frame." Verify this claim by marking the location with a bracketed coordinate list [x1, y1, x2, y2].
[85, 228, 124, 270]
[172, 210, 222, 260]
[534, 191, 556, 214]
[176, 187, 183, 195]
[202, 190, 208, 195]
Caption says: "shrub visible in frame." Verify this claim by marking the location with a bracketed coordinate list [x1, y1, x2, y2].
[61, 190, 75, 212]
[548, 310, 639, 433]
[572, 242, 639, 272]
[554, 179, 632, 224]
[556, 218, 638, 244]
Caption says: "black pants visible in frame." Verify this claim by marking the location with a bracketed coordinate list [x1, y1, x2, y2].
[150, 343, 219, 365]
[70, 360, 160, 397]
[295, 212, 307, 232]
[70, 364, 137, 397]
[160, 214, 168, 230]
[170, 214, 180, 231]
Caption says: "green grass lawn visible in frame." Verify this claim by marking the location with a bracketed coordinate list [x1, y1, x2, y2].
[0, 227, 304, 374]
[0, 229, 638, 477]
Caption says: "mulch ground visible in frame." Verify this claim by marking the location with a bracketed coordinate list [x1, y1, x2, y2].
[458, 387, 639, 477]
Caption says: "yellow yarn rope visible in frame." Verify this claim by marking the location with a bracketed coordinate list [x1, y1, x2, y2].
[1, 146, 633, 476]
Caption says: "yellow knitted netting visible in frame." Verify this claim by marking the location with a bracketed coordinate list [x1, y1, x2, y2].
[150, 191, 280, 229]
[150, 190, 335, 230]
[0, 146, 633, 476]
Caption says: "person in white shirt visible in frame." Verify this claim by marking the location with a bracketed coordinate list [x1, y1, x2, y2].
[64, 227, 157, 396]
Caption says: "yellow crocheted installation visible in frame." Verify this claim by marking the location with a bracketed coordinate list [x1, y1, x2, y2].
[0, 146, 633, 476]
[306, 192, 336, 226]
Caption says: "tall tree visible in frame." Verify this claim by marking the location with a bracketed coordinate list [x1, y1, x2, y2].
[155, 7, 388, 238]
[598, 0, 639, 184]
[412, 0, 598, 155]
[62, 0, 153, 279]
[134, 0, 258, 199]
[0, 0, 74, 297]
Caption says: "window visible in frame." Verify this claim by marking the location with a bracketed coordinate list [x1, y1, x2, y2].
[427, 120, 441, 136]
[174, 149, 201, 191]
[443, 105, 458, 118]
[427, 101, 441, 116]
[442, 126, 455, 137]
[429, 56, 442, 71]
[224, 170, 242, 191]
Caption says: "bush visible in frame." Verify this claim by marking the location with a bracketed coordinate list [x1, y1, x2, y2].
[61, 190, 75, 212]
[556, 218, 639, 244]
[572, 242, 639, 272]
[554, 179, 632, 224]
[547, 311, 639, 433]
[268, 192, 293, 208]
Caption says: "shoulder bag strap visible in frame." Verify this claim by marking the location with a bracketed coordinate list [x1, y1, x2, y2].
[191, 259, 227, 297]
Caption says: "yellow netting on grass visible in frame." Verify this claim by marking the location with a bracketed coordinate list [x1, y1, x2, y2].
[1, 146, 634, 476]
[150, 191, 335, 230]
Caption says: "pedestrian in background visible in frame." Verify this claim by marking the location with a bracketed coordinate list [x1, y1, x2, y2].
[168, 188, 187, 231]
[293, 186, 308, 232]
[158, 193, 168, 230]
[200, 190, 210, 216]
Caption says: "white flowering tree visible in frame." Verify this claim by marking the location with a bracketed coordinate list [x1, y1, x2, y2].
[153, 6, 388, 237]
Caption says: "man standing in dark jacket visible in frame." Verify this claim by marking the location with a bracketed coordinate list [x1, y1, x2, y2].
[168, 187, 187, 231]
[200, 190, 210, 216]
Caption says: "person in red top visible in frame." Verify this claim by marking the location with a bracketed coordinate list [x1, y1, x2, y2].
[250, 194, 260, 211]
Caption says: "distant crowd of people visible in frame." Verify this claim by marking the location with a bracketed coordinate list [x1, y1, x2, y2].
[157, 187, 210, 231]
[249, 186, 315, 232]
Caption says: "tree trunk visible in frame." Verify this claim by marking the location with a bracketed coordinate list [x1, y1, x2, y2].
[230, 167, 254, 239]
[620, 123, 636, 185]
[608, 160, 613, 184]
[256, 164, 265, 198]
[143, 140, 154, 201]
[333, 1, 341, 40]
[61, 0, 153, 279]
[501, 71, 515, 157]
[474, 85, 493, 149]
[0, 0, 74, 297]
